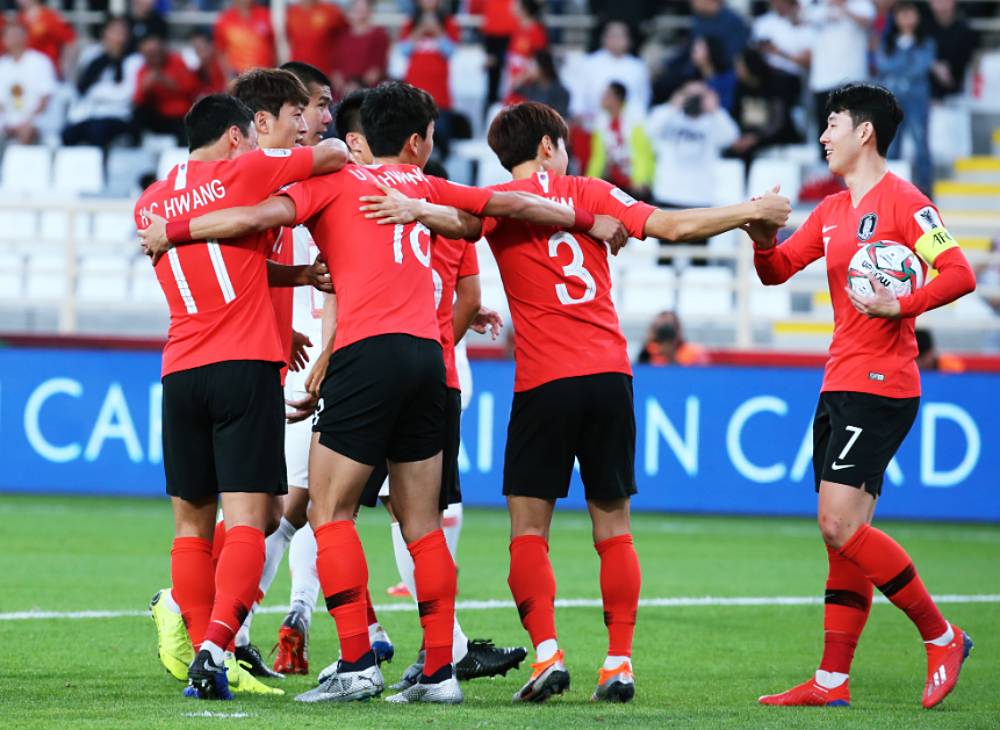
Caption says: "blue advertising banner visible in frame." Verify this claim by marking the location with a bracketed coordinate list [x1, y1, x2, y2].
[1, 347, 996, 522]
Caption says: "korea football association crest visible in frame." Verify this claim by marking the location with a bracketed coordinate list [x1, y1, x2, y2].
[857, 212, 878, 242]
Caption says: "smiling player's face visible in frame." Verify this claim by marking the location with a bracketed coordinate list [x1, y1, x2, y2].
[270, 102, 308, 149]
[820, 111, 865, 176]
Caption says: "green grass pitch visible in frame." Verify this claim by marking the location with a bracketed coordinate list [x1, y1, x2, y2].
[1, 494, 998, 729]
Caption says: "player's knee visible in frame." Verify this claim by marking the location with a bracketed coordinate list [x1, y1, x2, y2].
[817, 511, 852, 548]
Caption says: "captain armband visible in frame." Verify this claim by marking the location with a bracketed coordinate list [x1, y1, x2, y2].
[914, 227, 959, 267]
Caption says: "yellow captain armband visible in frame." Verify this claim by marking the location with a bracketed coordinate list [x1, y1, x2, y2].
[914, 226, 959, 266]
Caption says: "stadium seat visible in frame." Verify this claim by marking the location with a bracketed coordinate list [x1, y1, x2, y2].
[0, 251, 24, 300]
[748, 277, 792, 318]
[0, 144, 52, 192]
[747, 158, 802, 204]
[678, 266, 733, 317]
[620, 266, 677, 323]
[886, 159, 912, 182]
[713, 159, 746, 205]
[450, 44, 488, 138]
[77, 254, 129, 303]
[53, 147, 105, 194]
[1, 210, 39, 241]
[157, 147, 189, 180]
[929, 104, 972, 164]
[93, 211, 136, 243]
[130, 256, 163, 304]
[452, 139, 509, 187]
[25, 252, 68, 301]
[40, 210, 92, 242]
[106, 148, 157, 197]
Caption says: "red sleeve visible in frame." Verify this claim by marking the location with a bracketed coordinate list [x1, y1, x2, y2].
[237, 147, 315, 194]
[54, 11, 75, 44]
[426, 176, 493, 216]
[281, 177, 338, 226]
[213, 16, 229, 53]
[171, 55, 200, 96]
[754, 203, 825, 285]
[457, 242, 479, 278]
[896, 247, 976, 318]
[576, 177, 656, 239]
[531, 23, 547, 49]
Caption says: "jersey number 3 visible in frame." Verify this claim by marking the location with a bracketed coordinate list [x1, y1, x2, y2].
[549, 232, 596, 305]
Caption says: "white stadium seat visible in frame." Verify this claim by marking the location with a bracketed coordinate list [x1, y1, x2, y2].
[53, 146, 104, 194]
[620, 266, 677, 322]
[713, 158, 746, 206]
[747, 158, 801, 204]
[106, 147, 157, 197]
[748, 277, 791, 318]
[25, 252, 68, 301]
[678, 266, 733, 317]
[0, 251, 24, 300]
[0, 210, 39, 240]
[157, 147, 189, 180]
[93, 211, 136, 243]
[1, 144, 52, 191]
[130, 256, 164, 303]
[40, 210, 92, 242]
[77, 254, 129, 303]
[886, 159, 912, 182]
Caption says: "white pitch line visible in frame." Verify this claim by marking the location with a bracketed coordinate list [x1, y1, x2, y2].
[2, 594, 999, 621]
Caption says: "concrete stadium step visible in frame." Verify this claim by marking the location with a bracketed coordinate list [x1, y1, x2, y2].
[933, 181, 1000, 212]
[952, 157, 1000, 184]
[935, 210, 1000, 239]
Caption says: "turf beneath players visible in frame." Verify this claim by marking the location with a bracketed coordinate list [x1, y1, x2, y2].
[1, 494, 998, 728]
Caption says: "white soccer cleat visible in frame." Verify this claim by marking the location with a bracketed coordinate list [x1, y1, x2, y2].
[385, 673, 463, 704]
[295, 659, 383, 703]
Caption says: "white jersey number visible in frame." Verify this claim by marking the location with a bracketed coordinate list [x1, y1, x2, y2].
[393, 222, 432, 268]
[548, 232, 596, 305]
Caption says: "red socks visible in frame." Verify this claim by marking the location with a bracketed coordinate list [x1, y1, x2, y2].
[839, 524, 948, 642]
[596, 534, 641, 658]
[508, 535, 557, 648]
[820, 544, 872, 674]
[201, 525, 265, 651]
[210, 520, 226, 571]
[315, 520, 371, 663]
[170, 536, 214, 650]
[366, 587, 378, 627]
[409, 529, 457, 676]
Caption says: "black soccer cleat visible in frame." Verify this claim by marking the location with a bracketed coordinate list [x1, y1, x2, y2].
[456, 639, 528, 681]
[184, 649, 233, 700]
[235, 643, 285, 680]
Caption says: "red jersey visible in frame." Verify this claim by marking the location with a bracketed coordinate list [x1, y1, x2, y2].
[286, 2, 346, 72]
[400, 17, 460, 110]
[134, 147, 315, 377]
[214, 6, 276, 74]
[134, 52, 200, 120]
[433, 235, 479, 390]
[482, 171, 656, 392]
[18, 7, 74, 71]
[281, 164, 492, 353]
[754, 172, 973, 398]
[268, 227, 295, 385]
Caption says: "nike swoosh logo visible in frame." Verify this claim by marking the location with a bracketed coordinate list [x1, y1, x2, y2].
[830, 462, 854, 470]
[822, 225, 837, 233]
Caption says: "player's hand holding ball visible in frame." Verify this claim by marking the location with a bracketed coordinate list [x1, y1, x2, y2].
[845, 242, 923, 319]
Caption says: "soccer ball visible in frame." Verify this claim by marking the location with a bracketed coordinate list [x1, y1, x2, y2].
[847, 242, 924, 298]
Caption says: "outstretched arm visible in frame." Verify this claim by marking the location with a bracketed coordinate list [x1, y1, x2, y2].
[482, 191, 627, 250]
[360, 183, 483, 240]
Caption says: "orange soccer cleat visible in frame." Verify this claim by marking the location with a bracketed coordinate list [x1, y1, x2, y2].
[512, 650, 570, 703]
[273, 611, 309, 675]
[923, 624, 973, 709]
[758, 677, 851, 707]
[386, 581, 411, 598]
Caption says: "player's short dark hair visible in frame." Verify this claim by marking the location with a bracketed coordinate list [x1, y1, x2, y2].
[608, 81, 627, 103]
[360, 81, 439, 158]
[487, 102, 569, 172]
[423, 158, 449, 181]
[184, 93, 254, 152]
[232, 68, 310, 119]
[334, 89, 368, 140]
[824, 82, 903, 158]
[280, 61, 332, 93]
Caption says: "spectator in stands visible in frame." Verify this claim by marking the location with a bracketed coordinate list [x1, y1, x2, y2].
[330, 0, 390, 99]
[690, 0, 750, 70]
[502, 0, 547, 101]
[128, 0, 168, 51]
[927, 0, 977, 99]
[646, 81, 739, 258]
[915, 328, 964, 372]
[653, 35, 736, 112]
[479, 0, 518, 108]
[509, 49, 571, 118]
[214, 0, 276, 77]
[568, 20, 650, 130]
[586, 81, 654, 200]
[133, 33, 200, 146]
[803, 0, 875, 157]
[186, 29, 227, 98]
[286, 0, 347, 74]
[724, 47, 802, 165]
[637, 311, 710, 365]
[751, 0, 812, 98]
[876, 1, 933, 194]
[0, 22, 57, 144]
[399, 0, 461, 156]
[63, 16, 137, 149]
[16, 0, 76, 78]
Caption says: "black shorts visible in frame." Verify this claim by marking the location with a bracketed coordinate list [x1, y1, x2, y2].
[314, 334, 445, 466]
[812, 391, 919, 498]
[359, 387, 462, 511]
[162, 360, 287, 501]
[503, 372, 637, 501]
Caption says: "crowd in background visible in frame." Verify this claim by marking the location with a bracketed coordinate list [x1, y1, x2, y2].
[0, 0, 990, 198]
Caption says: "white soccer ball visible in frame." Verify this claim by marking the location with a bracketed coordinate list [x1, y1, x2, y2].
[847, 242, 924, 298]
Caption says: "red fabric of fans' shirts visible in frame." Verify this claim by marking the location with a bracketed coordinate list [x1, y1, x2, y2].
[134, 147, 315, 377]
[269, 227, 295, 385]
[286, 2, 346, 72]
[754, 173, 941, 398]
[214, 6, 276, 74]
[281, 164, 491, 352]
[433, 236, 479, 390]
[482, 172, 655, 392]
[504, 21, 546, 97]
[135, 53, 201, 119]
[400, 17, 460, 110]
[479, 0, 518, 36]
[18, 7, 74, 70]
[330, 28, 389, 90]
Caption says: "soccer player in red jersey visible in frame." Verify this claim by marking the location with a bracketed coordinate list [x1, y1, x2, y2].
[747, 83, 976, 710]
[140, 81, 625, 705]
[134, 93, 349, 700]
[364, 101, 791, 704]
